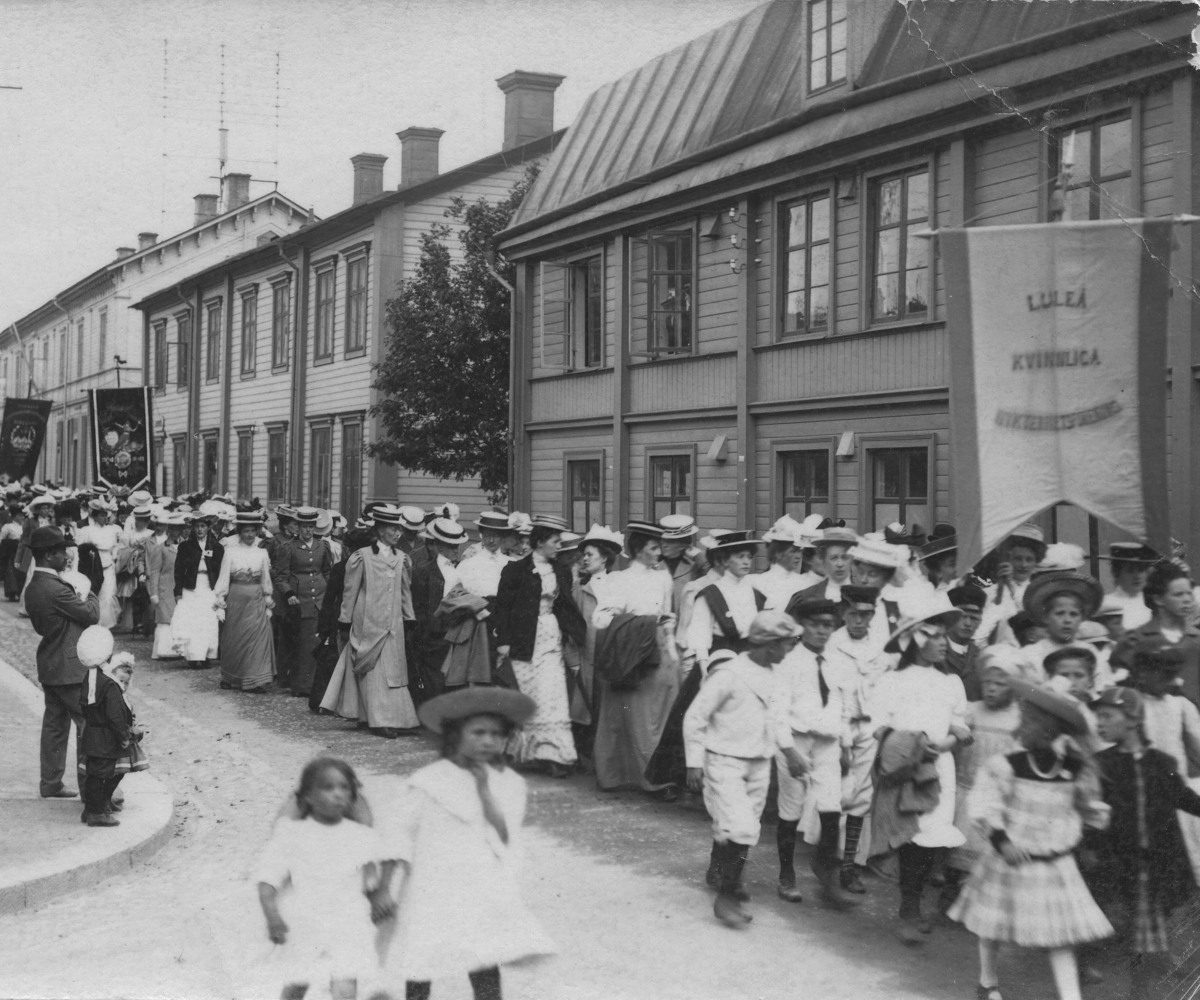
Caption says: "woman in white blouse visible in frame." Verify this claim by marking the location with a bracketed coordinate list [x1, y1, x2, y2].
[213, 510, 276, 692]
[75, 498, 124, 628]
[591, 521, 680, 798]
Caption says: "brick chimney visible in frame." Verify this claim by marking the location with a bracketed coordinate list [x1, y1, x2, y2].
[223, 173, 251, 211]
[194, 193, 219, 226]
[115, 247, 135, 260]
[351, 153, 388, 205]
[137, 232, 157, 251]
[397, 128, 443, 189]
[496, 70, 564, 151]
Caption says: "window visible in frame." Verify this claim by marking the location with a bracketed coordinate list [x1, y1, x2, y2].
[75, 319, 85, 379]
[345, 256, 367, 354]
[809, 0, 847, 90]
[340, 420, 363, 518]
[314, 266, 335, 361]
[649, 454, 691, 520]
[570, 257, 603, 368]
[267, 427, 287, 502]
[271, 279, 290, 369]
[201, 434, 218, 493]
[567, 459, 602, 531]
[647, 232, 693, 354]
[871, 168, 929, 322]
[97, 310, 107, 371]
[780, 450, 831, 519]
[309, 424, 332, 508]
[870, 447, 929, 530]
[176, 314, 191, 388]
[236, 430, 253, 501]
[1050, 116, 1133, 222]
[153, 321, 168, 392]
[205, 301, 221, 381]
[781, 193, 831, 336]
[240, 291, 257, 375]
[172, 437, 188, 496]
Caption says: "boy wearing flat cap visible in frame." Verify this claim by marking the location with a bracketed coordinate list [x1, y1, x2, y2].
[683, 610, 807, 928]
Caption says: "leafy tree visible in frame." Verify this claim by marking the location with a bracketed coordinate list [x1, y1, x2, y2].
[369, 166, 538, 504]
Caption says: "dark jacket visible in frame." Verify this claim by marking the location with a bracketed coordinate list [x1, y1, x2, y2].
[945, 640, 983, 701]
[1112, 618, 1200, 705]
[174, 535, 224, 599]
[271, 537, 332, 619]
[494, 555, 587, 662]
[1093, 745, 1200, 913]
[25, 569, 101, 686]
[80, 669, 134, 759]
[870, 728, 940, 854]
[593, 612, 661, 689]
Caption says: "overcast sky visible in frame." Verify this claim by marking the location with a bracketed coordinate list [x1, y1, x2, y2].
[0, 0, 763, 323]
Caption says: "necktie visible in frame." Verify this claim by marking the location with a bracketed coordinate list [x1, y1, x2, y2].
[817, 654, 829, 707]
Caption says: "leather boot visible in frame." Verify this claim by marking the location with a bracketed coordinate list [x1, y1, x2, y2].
[895, 843, 933, 943]
[776, 820, 803, 902]
[811, 812, 859, 909]
[840, 814, 866, 894]
[705, 840, 720, 888]
[712, 842, 752, 927]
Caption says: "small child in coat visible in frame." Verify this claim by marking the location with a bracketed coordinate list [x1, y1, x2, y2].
[1092, 685, 1200, 1000]
[77, 626, 144, 827]
[949, 675, 1113, 1000]
[683, 610, 808, 927]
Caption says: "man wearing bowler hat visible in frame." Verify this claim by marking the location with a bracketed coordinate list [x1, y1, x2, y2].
[24, 525, 101, 799]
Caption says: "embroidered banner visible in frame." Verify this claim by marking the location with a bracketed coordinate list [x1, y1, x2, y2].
[941, 219, 1174, 569]
[0, 397, 52, 480]
[87, 387, 154, 490]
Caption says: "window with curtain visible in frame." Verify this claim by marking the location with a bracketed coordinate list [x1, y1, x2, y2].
[870, 447, 929, 530]
[567, 459, 601, 530]
[871, 168, 929, 322]
[781, 193, 831, 336]
[649, 454, 692, 520]
[345, 256, 367, 354]
[314, 267, 335, 360]
[779, 449, 831, 519]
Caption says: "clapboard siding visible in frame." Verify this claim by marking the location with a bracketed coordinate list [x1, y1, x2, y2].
[1142, 84, 1174, 217]
[629, 353, 736, 412]
[756, 324, 947, 402]
[628, 423, 738, 527]
[696, 234, 740, 353]
[530, 370, 614, 423]
[754, 409, 949, 533]
[934, 145, 951, 316]
[392, 470, 492, 522]
[835, 186, 861, 335]
[529, 427, 614, 519]
[972, 129, 1041, 225]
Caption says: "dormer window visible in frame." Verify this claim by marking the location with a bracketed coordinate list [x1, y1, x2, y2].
[809, 0, 847, 92]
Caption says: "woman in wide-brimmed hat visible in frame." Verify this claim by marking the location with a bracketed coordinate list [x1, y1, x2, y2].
[214, 509, 276, 693]
[494, 514, 587, 777]
[146, 513, 187, 660]
[171, 511, 224, 671]
[271, 505, 333, 698]
[75, 496, 123, 628]
[570, 525, 625, 748]
[372, 687, 555, 998]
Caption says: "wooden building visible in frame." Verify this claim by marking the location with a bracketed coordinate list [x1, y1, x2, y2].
[134, 71, 565, 518]
[0, 180, 310, 487]
[500, 0, 1199, 561]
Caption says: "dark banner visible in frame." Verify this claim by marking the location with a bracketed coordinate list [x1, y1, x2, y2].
[88, 388, 154, 491]
[0, 398, 52, 480]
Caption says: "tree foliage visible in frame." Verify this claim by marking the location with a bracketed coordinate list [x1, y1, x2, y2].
[369, 166, 538, 504]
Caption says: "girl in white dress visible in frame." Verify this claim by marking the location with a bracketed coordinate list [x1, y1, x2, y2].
[256, 757, 385, 1000]
[75, 498, 124, 628]
[871, 593, 970, 944]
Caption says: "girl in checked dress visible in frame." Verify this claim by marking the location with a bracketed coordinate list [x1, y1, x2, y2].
[949, 676, 1112, 1000]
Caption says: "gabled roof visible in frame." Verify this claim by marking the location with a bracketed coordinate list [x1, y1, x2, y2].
[507, 0, 1177, 235]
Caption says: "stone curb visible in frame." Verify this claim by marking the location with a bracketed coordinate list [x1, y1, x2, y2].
[0, 655, 176, 915]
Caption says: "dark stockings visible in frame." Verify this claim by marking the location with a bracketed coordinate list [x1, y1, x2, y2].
[776, 819, 799, 884]
[406, 967, 501, 1000]
[897, 842, 936, 920]
[842, 814, 864, 869]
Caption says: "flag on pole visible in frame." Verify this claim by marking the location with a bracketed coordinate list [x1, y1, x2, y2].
[941, 219, 1174, 570]
[87, 387, 154, 491]
[0, 398, 52, 479]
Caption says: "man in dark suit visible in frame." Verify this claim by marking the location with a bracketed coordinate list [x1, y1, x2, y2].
[25, 525, 101, 798]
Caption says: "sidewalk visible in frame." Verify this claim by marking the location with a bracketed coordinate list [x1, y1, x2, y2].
[0, 653, 174, 914]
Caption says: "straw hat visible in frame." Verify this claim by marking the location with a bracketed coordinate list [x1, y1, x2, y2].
[815, 526, 858, 548]
[475, 510, 513, 533]
[885, 592, 962, 651]
[1007, 675, 1089, 735]
[530, 514, 571, 533]
[314, 509, 333, 536]
[417, 687, 537, 734]
[508, 512, 533, 536]
[293, 506, 321, 525]
[659, 513, 699, 540]
[763, 515, 804, 545]
[1100, 541, 1159, 565]
[847, 536, 907, 570]
[708, 530, 766, 553]
[234, 510, 266, 527]
[918, 524, 957, 561]
[1023, 570, 1104, 621]
[427, 517, 468, 546]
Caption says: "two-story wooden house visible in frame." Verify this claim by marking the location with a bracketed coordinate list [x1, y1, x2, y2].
[0, 178, 310, 486]
[134, 71, 565, 518]
[499, 0, 1198, 560]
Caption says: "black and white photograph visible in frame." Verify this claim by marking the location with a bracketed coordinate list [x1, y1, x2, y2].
[1, 2, 1199, 998]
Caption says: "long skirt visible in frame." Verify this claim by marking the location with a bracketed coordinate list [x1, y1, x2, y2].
[508, 613, 576, 767]
[320, 639, 419, 730]
[152, 624, 181, 660]
[97, 563, 119, 629]
[171, 572, 219, 662]
[219, 581, 275, 690]
[593, 660, 681, 792]
[281, 613, 319, 696]
[0, 537, 19, 599]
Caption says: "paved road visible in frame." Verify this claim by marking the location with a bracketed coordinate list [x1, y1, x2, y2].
[0, 601, 1146, 1000]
